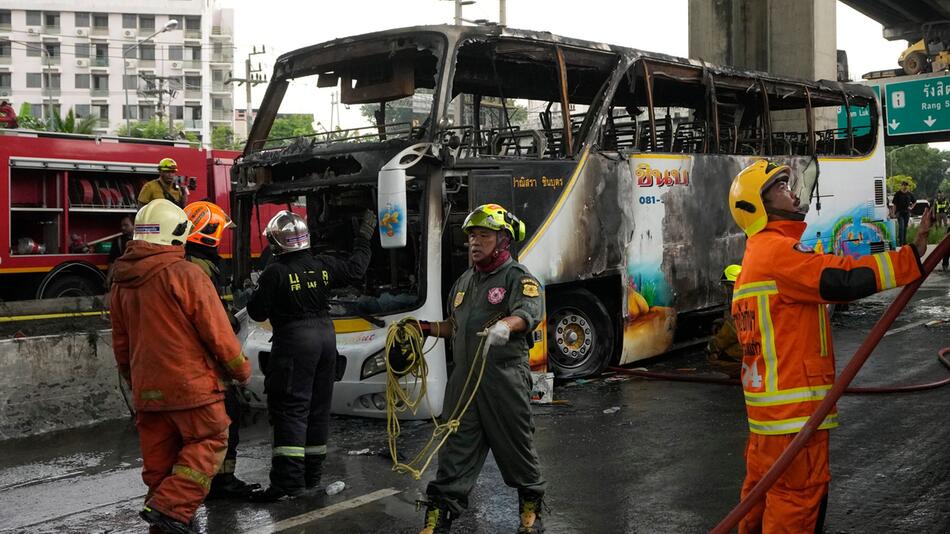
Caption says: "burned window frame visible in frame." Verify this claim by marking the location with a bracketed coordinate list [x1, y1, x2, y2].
[446, 37, 619, 160]
[597, 56, 878, 158]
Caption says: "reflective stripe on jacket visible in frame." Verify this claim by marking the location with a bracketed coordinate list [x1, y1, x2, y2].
[732, 220, 923, 435]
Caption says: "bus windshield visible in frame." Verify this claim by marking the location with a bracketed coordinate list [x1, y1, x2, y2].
[247, 33, 445, 152]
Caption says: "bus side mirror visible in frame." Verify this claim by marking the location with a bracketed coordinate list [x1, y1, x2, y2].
[377, 143, 433, 249]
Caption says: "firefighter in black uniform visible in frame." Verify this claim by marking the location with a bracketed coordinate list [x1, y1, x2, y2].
[246, 209, 375, 501]
[183, 200, 257, 499]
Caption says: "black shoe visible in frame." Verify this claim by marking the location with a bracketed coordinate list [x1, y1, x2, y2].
[248, 485, 299, 503]
[418, 500, 455, 533]
[305, 456, 324, 489]
[207, 473, 261, 500]
[517, 495, 545, 533]
[139, 506, 196, 534]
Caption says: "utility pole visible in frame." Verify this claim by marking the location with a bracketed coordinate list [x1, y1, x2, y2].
[225, 45, 267, 138]
[499, 0, 506, 26]
[138, 73, 178, 137]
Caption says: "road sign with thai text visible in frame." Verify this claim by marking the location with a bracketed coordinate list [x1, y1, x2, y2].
[884, 74, 950, 136]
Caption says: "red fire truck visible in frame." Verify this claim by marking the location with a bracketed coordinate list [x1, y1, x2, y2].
[0, 129, 250, 301]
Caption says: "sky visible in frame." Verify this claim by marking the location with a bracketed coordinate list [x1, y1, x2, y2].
[219, 0, 910, 127]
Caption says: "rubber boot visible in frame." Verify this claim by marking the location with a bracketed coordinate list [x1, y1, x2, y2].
[207, 472, 261, 500]
[305, 455, 325, 490]
[517, 494, 545, 533]
[140, 506, 196, 534]
[418, 501, 455, 534]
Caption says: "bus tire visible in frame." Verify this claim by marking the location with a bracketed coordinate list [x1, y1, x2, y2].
[546, 288, 615, 379]
[41, 274, 102, 299]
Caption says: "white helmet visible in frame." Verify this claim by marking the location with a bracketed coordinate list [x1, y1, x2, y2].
[134, 199, 193, 246]
[263, 210, 310, 254]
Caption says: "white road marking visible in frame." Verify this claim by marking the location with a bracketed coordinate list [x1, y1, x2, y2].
[242, 488, 402, 534]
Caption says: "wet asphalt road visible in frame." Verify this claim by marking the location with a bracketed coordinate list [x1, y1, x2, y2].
[0, 270, 947, 534]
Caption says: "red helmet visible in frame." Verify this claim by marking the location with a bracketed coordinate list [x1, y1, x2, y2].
[184, 201, 234, 248]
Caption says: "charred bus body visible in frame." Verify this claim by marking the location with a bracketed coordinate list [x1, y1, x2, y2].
[232, 25, 884, 417]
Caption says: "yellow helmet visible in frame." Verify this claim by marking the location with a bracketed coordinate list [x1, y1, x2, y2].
[729, 160, 791, 237]
[462, 204, 526, 242]
[134, 199, 193, 246]
[721, 264, 742, 283]
[158, 158, 178, 172]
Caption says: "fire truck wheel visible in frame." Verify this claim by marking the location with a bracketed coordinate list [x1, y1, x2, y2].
[41, 274, 102, 299]
[546, 288, 615, 379]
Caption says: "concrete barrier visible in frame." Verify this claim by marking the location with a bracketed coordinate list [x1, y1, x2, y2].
[0, 329, 129, 440]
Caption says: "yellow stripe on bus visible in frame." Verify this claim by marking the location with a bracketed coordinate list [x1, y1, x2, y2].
[519, 147, 591, 261]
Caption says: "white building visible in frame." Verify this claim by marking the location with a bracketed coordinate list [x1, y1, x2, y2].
[0, 0, 234, 144]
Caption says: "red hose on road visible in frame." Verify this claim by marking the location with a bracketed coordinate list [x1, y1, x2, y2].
[709, 235, 950, 534]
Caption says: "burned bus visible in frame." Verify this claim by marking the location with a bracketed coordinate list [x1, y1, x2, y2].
[231, 25, 886, 418]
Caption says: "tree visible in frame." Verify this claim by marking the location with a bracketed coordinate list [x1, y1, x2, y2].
[886, 145, 950, 198]
[887, 174, 916, 192]
[211, 125, 243, 149]
[265, 114, 316, 148]
[50, 109, 98, 134]
[116, 118, 199, 143]
[16, 103, 47, 131]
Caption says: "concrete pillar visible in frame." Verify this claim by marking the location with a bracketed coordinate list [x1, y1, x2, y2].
[688, 0, 837, 130]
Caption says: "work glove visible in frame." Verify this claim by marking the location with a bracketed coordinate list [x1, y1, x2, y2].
[357, 209, 378, 240]
[483, 320, 511, 347]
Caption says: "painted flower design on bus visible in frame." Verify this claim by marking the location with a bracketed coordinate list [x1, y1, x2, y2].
[379, 203, 403, 238]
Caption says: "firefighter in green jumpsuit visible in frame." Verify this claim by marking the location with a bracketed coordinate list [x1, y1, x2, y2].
[414, 204, 546, 534]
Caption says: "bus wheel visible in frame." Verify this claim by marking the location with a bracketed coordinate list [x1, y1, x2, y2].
[547, 288, 614, 379]
[41, 274, 102, 299]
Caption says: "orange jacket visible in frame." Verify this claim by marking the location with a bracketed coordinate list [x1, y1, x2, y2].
[732, 221, 923, 435]
[110, 241, 250, 411]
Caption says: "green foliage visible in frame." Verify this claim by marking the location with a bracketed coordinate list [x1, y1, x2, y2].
[211, 125, 243, 150]
[50, 108, 98, 134]
[887, 174, 916, 192]
[886, 145, 950, 197]
[938, 178, 950, 193]
[265, 114, 316, 148]
[907, 223, 948, 245]
[16, 103, 47, 130]
[116, 118, 198, 142]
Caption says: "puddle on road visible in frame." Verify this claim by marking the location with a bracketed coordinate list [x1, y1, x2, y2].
[0, 452, 106, 491]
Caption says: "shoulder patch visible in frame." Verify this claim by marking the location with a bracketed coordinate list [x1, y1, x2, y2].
[793, 243, 814, 254]
[453, 291, 465, 308]
[521, 278, 540, 297]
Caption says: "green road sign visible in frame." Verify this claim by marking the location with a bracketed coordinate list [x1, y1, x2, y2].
[884, 74, 950, 136]
[837, 85, 879, 138]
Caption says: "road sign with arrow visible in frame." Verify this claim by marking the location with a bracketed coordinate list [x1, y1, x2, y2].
[883, 74, 950, 136]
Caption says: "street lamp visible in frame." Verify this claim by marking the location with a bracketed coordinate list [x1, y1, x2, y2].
[9, 39, 54, 128]
[123, 19, 178, 134]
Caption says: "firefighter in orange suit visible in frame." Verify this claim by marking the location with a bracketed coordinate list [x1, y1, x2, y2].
[728, 160, 930, 534]
[111, 199, 251, 534]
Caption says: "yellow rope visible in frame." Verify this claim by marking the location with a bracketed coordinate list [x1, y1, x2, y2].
[385, 317, 492, 480]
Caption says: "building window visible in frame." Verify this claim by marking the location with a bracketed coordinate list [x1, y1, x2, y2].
[26, 11, 41, 26]
[45, 73, 61, 89]
[92, 74, 109, 90]
[75, 74, 90, 89]
[185, 16, 201, 30]
[75, 12, 90, 27]
[187, 105, 202, 120]
[123, 74, 137, 90]
[44, 12, 60, 28]
[0, 39, 10, 58]
[29, 103, 43, 117]
[43, 43, 60, 58]
[26, 73, 42, 88]
[139, 44, 155, 61]
[186, 45, 201, 61]
[75, 104, 90, 118]
[212, 97, 225, 110]
[139, 105, 155, 121]
[168, 76, 183, 91]
[212, 70, 224, 82]
[122, 44, 136, 57]
[92, 13, 109, 29]
[168, 45, 183, 61]
[26, 42, 42, 57]
[122, 105, 137, 120]
[0, 72, 11, 89]
[170, 105, 183, 120]
[91, 104, 109, 121]
[122, 14, 136, 29]
[94, 43, 108, 59]
[184, 75, 202, 91]
[75, 43, 89, 58]
[0, 10, 12, 27]
[139, 15, 154, 31]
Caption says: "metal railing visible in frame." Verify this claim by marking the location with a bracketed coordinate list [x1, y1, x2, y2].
[90, 88, 109, 97]
[91, 26, 108, 36]
[211, 110, 232, 121]
[185, 29, 201, 39]
[211, 52, 233, 63]
[183, 119, 201, 129]
[91, 57, 109, 67]
[184, 89, 202, 100]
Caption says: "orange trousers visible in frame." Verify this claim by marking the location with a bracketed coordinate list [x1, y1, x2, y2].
[739, 430, 830, 534]
[136, 401, 229, 523]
